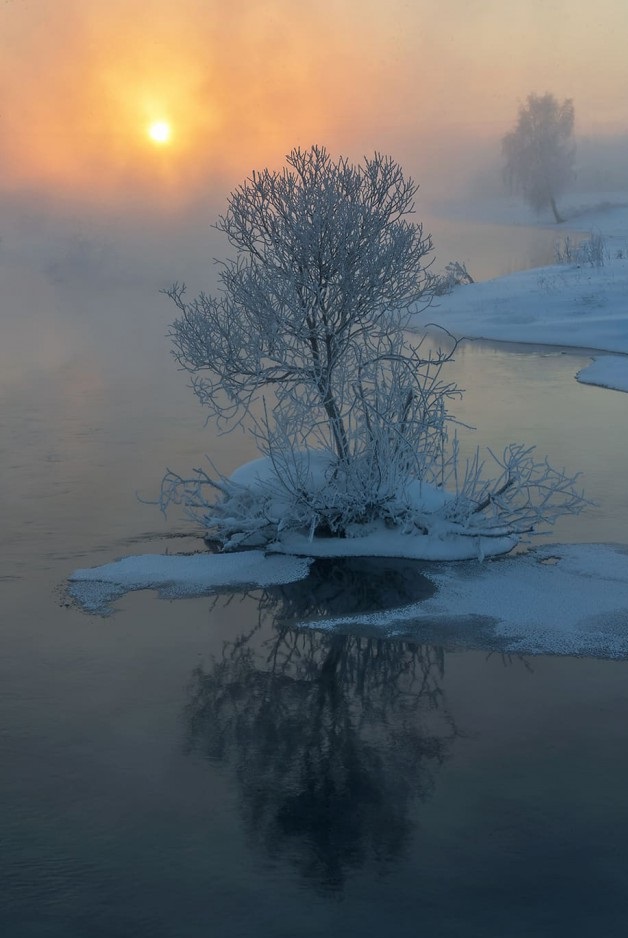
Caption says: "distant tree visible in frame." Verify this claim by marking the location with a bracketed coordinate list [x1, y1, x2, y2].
[502, 93, 575, 223]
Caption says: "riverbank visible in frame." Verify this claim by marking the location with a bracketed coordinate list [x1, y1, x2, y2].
[418, 199, 628, 392]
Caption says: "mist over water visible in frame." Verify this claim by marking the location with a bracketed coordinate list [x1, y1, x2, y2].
[0, 183, 581, 393]
[3, 3, 628, 933]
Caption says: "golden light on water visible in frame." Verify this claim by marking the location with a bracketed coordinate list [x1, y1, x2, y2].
[148, 120, 172, 145]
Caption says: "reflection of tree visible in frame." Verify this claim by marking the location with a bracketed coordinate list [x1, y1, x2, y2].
[259, 555, 437, 625]
[184, 558, 457, 891]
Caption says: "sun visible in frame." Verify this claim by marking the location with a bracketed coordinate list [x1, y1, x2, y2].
[147, 120, 172, 145]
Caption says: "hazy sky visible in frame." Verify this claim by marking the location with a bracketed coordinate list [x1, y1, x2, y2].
[1, 0, 626, 207]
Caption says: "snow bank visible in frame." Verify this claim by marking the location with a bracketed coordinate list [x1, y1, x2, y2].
[418, 202, 628, 393]
[576, 355, 628, 393]
[68, 550, 312, 614]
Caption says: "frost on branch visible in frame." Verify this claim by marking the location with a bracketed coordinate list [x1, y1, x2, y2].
[161, 146, 586, 558]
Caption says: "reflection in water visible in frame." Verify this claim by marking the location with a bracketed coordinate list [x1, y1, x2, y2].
[184, 559, 456, 891]
[259, 556, 438, 625]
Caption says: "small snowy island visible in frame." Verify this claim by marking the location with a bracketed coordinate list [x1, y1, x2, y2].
[70, 152, 628, 658]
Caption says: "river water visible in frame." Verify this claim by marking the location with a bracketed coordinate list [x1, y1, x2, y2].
[2, 211, 628, 936]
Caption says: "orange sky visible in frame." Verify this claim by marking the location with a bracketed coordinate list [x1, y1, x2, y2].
[1, 0, 626, 207]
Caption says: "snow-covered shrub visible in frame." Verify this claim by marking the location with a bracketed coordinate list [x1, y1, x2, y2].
[554, 231, 607, 268]
[161, 146, 586, 557]
[578, 231, 607, 267]
[431, 260, 474, 296]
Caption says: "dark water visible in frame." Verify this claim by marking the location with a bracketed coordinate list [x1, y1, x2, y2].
[2, 215, 628, 936]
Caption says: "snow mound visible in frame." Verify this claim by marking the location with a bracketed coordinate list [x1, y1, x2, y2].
[228, 454, 514, 561]
[230, 454, 452, 514]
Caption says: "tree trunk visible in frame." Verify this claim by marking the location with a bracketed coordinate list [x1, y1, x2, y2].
[550, 196, 564, 224]
[322, 392, 349, 463]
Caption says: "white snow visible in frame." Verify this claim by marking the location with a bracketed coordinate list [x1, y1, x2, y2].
[231, 454, 453, 515]
[267, 528, 516, 562]
[222, 453, 519, 560]
[230, 451, 332, 491]
[68, 550, 313, 614]
[68, 543, 628, 658]
[575, 355, 628, 393]
[418, 201, 628, 393]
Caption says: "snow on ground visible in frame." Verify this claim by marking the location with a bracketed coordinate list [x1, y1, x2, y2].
[68, 550, 312, 614]
[575, 355, 628, 392]
[68, 543, 628, 658]
[221, 454, 517, 561]
[418, 201, 628, 392]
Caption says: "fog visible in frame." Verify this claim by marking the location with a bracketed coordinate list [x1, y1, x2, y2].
[1, 0, 627, 383]
[2, 0, 627, 199]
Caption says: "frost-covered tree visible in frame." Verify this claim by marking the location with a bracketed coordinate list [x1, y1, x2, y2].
[502, 93, 575, 223]
[167, 146, 434, 458]
[162, 145, 585, 556]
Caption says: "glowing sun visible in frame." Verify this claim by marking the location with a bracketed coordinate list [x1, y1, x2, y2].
[147, 120, 172, 145]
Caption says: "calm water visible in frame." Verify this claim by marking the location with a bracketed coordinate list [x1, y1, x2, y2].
[2, 212, 628, 936]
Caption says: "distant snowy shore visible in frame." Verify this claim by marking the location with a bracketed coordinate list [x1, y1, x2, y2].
[419, 200, 628, 393]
